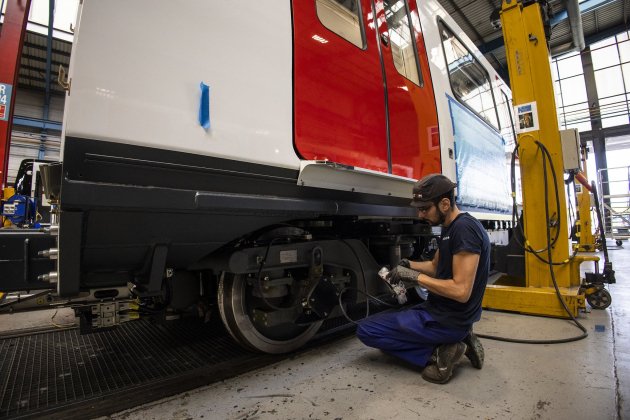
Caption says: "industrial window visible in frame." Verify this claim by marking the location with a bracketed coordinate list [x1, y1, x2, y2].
[383, 0, 422, 86]
[316, 0, 366, 49]
[552, 51, 591, 132]
[438, 20, 499, 129]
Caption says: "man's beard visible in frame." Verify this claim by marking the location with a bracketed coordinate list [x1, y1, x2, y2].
[430, 208, 447, 226]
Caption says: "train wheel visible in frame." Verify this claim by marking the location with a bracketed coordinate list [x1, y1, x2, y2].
[586, 288, 612, 310]
[217, 272, 322, 354]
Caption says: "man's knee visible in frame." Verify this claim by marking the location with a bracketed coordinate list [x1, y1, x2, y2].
[356, 320, 388, 348]
[356, 322, 373, 345]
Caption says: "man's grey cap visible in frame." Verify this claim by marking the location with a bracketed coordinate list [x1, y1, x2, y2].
[410, 174, 457, 207]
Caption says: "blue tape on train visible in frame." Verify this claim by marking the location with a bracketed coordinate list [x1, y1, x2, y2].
[199, 82, 210, 130]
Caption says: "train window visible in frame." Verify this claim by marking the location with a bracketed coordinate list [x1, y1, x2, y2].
[316, 0, 366, 49]
[438, 20, 499, 129]
[383, 0, 422, 86]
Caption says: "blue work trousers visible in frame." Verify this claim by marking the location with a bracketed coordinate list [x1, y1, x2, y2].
[356, 304, 469, 368]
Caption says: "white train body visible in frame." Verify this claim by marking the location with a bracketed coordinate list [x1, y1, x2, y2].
[64, 0, 513, 207]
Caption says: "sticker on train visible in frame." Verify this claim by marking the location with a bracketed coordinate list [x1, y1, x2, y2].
[0, 83, 12, 121]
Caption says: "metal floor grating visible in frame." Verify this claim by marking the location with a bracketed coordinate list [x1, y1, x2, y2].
[0, 318, 259, 419]
[0, 306, 371, 419]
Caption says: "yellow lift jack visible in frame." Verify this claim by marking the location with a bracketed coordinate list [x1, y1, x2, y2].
[1, 186, 16, 228]
[482, 0, 615, 318]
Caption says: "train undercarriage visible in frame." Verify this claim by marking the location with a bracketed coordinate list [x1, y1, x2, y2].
[1, 218, 439, 353]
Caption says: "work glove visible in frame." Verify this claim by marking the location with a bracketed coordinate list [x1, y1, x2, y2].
[398, 258, 411, 269]
[387, 266, 420, 289]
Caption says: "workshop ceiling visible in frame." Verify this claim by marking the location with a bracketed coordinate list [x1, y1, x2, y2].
[17, 31, 71, 96]
[436, 0, 630, 81]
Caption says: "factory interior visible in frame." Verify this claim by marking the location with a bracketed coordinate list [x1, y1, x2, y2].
[1, 0, 630, 419]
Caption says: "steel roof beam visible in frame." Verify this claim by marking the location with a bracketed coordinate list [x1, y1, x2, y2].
[13, 116, 62, 131]
[444, 0, 486, 44]
[550, 0, 616, 25]
[479, 0, 619, 54]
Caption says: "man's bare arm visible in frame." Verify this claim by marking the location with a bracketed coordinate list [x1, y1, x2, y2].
[408, 250, 439, 277]
[416, 251, 480, 303]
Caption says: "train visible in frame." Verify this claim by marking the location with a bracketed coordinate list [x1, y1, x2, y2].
[2, 0, 516, 353]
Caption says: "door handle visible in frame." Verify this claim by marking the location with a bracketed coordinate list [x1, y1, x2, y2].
[380, 32, 390, 47]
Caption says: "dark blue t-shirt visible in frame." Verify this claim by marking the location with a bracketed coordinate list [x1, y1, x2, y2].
[422, 212, 490, 329]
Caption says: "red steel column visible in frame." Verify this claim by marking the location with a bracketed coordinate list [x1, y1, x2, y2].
[0, 0, 32, 189]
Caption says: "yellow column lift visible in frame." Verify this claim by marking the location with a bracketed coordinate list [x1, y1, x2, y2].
[482, 0, 602, 318]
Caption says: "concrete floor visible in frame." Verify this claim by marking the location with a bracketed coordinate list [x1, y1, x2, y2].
[99, 244, 629, 420]
[2, 245, 627, 419]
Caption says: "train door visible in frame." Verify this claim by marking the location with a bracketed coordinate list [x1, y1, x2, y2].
[374, 0, 441, 179]
[293, 0, 439, 179]
[293, 0, 388, 173]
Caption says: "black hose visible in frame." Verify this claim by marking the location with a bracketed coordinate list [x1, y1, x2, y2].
[510, 140, 578, 265]
[538, 148, 587, 342]
[337, 287, 398, 325]
[481, 139, 588, 344]
[511, 141, 562, 255]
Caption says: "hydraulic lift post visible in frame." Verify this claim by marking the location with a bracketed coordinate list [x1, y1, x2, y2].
[482, 0, 602, 317]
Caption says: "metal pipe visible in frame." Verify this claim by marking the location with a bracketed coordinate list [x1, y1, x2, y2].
[565, 0, 585, 51]
[40, 0, 55, 160]
[575, 172, 593, 192]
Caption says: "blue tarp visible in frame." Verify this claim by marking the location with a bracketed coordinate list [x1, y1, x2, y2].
[447, 95, 512, 214]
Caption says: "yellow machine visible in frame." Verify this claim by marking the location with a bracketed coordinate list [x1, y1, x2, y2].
[1, 187, 16, 227]
[482, 0, 612, 317]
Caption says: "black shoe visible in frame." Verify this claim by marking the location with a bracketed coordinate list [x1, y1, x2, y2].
[421, 342, 467, 384]
[463, 331, 484, 369]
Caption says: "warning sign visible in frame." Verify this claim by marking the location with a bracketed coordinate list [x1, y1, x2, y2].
[0, 83, 12, 122]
